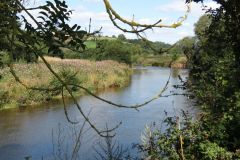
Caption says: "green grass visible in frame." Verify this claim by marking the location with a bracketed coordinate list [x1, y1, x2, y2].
[84, 40, 97, 49]
[0, 57, 132, 110]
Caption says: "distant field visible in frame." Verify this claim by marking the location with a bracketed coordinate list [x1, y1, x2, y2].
[84, 40, 97, 49]
[84, 36, 117, 49]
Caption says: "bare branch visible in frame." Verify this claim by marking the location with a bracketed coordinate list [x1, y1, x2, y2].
[103, 0, 192, 33]
[61, 86, 79, 125]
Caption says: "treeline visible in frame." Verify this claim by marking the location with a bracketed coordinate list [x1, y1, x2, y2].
[62, 34, 192, 66]
[57, 33, 175, 64]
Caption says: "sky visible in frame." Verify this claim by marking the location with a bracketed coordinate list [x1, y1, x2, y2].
[27, 0, 219, 44]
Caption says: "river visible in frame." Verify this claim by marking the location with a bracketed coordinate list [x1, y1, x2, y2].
[0, 67, 196, 160]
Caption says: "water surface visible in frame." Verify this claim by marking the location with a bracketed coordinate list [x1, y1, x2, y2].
[0, 67, 195, 160]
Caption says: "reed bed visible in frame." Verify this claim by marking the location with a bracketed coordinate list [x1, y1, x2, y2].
[0, 57, 131, 109]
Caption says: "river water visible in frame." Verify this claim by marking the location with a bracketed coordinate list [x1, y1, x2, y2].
[0, 67, 196, 160]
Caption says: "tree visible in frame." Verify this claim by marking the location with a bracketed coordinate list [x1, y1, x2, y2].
[178, 37, 196, 61]
[189, 12, 240, 151]
[0, 0, 37, 62]
[192, 15, 212, 48]
[188, 0, 240, 86]
[117, 34, 126, 41]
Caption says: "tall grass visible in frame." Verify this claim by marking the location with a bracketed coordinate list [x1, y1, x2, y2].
[0, 57, 131, 109]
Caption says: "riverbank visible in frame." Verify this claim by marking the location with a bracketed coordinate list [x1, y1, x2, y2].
[0, 57, 131, 110]
[135, 55, 187, 69]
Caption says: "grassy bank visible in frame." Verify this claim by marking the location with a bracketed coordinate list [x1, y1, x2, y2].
[0, 57, 131, 110]
[135, 54, 187, 68]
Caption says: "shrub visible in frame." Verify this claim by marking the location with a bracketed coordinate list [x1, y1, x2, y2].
[0, 90, 10, 108]
[199, 142, 232, 160]
[49, 68, 80, 96]
[0, 51, 10, 68]
[137, 111, 236, 160]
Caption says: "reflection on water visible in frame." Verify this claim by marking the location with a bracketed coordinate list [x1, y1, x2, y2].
[0, 67, 196, 160]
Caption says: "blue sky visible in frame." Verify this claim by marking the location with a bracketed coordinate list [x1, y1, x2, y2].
[29, 0, 219, 44]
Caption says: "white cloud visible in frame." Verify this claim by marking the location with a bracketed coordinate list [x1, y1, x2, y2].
[156, 0, 187, 13]
[156, 0, 220, 17]
[156, 0, 205, 17]
[68, 5, 125, 37]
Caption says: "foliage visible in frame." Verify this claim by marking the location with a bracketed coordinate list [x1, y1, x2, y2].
[95, 40, 132, 64]
[186, 0, 240, 154]
[117, 34, 127, 41]
[75, 38, 188, 67]
[127, 39, 171, 55]
[198, 142, 233, 160]
[49, 68, 80, 96]
[84, 40, 97, 49]
[0, 0, 38, 62]
[194, 15, 212, 43]
[0, 90, 10, 108]
[168, 36, 196, 66]
[188, 13, 235, 148]
[0, 51, 10, 68]
[0, 0, 89, 63]
[79, 40, 140, 64]
[138, 111, 235, 160]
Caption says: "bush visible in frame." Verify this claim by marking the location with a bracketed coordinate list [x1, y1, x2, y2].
[49, 68, 80, 96]
[77, 40, 145, 64]
[63, 49, 81, 59]
[0, 51, 10, 68]
[199, 142, 232, 160]
[0, 90, 10, 108]
[95, 40, 132, 64]
[137, 111, 236, 160]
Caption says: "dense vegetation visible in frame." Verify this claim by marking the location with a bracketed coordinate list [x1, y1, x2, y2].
[189, 0, 240, 155]
[63, 37, 189, 67]
[0, 57, 131, 109]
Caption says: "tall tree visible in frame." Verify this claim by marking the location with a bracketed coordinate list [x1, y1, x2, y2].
[188, 1, 240, 150]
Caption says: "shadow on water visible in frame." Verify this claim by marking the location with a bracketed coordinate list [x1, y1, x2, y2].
[0, 67, 197, 160]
